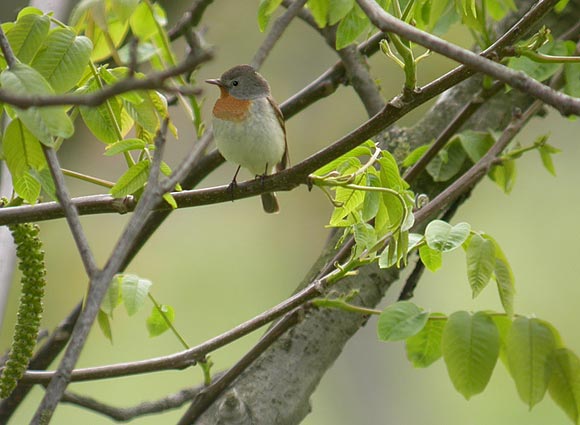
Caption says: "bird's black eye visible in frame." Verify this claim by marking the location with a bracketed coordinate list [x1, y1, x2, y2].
[232, 80, 239, 86]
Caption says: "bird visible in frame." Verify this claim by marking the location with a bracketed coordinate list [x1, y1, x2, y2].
[206, 64, 288, 214]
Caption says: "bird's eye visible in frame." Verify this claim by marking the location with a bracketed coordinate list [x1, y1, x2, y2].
[232, 80, 239, 86]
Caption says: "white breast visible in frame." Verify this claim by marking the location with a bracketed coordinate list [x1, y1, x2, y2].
[213, 98, 286, 176]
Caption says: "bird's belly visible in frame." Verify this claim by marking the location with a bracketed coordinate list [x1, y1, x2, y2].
[213, 100, 285, 176]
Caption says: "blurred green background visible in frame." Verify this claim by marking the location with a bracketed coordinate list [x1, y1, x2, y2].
[1, 1, 580, 424]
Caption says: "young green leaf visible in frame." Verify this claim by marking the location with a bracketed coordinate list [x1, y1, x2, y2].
[377, 301, 429, 342]
[13, 172, 41, 204]
[538, 144, 559, 176]
[426, 138, 467, 182]
[335, 3, 369, 49]
[78, 75, 124, 144]
[104, 138, 148, 156]
[353, 222, 377, 256]
[549, 348, 580, 424]
[483, 234, 515, 316]
[442, 311, 500, 400]
[111, 160, 151, 198]
[5, 13, 50, 64]
[308, 0, 330, 27]
[361, 173, 381, 221]
[425, 220, 471, 252]
[492, 314, 513, 369]
[120, 274, 152, 316]
[402, 144, 430, 168]
[465, 233, 496, 298]
[98, 309, 113, 343]
[257, 0, 284, 31]
[147, 304, 175, 337]
[1, 64, 74, 146]
[3, 119, 46, 179]
[419, 244, 442, 272]
[101, 275, 122, 316]
[489, 159, 516, 193]
[30, 28, 92, 93]
[506, 317, 557, 409]
[458, 131, 495, 163]
[405, 313, 447, 368]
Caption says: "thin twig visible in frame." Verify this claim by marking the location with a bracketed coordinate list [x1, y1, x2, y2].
[177, 310, 302, 424]
[251, 0, 308, 70]
[42, 147, 98, 277]
[0, 25, 17, 68]
[60, 385, 202, 422]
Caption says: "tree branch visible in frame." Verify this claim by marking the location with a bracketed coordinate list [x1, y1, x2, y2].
[251, 0, 308, 70]
[357, 0, 580, 116]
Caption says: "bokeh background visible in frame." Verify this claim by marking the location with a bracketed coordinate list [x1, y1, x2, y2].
[1, 1, 580, 424]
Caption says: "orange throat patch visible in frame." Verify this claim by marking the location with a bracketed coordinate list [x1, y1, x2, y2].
[213, 91, 251, 122]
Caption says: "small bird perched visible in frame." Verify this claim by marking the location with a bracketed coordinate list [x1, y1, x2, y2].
[206, 65, 288, 214]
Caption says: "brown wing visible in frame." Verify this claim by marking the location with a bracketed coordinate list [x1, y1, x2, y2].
[267, 96, 289, 171]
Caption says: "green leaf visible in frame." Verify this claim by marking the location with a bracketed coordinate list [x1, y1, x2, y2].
[110, 0, 140, 21]
[104, 138, 147, 156]
[123, 93, 159, 133]
[361, 172, 381, 221]
[258, 0, 284, 31]
[483, 234, 515, 316]
[353, 222, 377, 256]
[1, 64, 74, 146]
[335, 4, 369, 49]
[486, 0, 516, 21]
[329, 0, 355, 25]
[308, 0, 330, 27]
[442, 311, 500, 400]
[98, 309, 113, 343]
[419, 244, 442, 272]
[30, 28, 93, 93]
[78, 75, 124, 144]
[402, 144, 430, 168]
[377, 301, 429, 342]
[465, 233, 496, 298]
[538, 144, 558, 176]
[33, 168, 57, 201]
[111, 160, 151, 198]
[129, 2, 164, 41]
[13, 172, 41, 204]
[489, 159, 516, 194]
[5, 13, 50, 64]
[492, 314, 513, 368]
[425, 220, 470, 252]
[549, 348, 580, 424]
[405, 313, 447, 368]
[3, 119, 46, 178]
[426, 138, 466, 182]
[146, 304, 175, 337]
[101, 275, 122, 316]
[458, 131, 495, 163]
[120, 274, 152, 316]
[506, 317, 557, 409]
[313, 141, 374, 177]
[162, 193, 177, 209]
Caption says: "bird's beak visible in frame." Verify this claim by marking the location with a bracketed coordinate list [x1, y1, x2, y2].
[205, 78, 224, 87]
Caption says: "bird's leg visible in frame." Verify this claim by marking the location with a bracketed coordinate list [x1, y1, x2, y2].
[258, 163, 270, 190]
[228, 166, 241, 202]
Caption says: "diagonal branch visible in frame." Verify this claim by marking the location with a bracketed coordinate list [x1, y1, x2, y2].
[356, 0, 580, 116]
[251, 0, 309, 70]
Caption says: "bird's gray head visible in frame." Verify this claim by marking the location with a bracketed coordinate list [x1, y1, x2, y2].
[206, 65, 271, 100]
